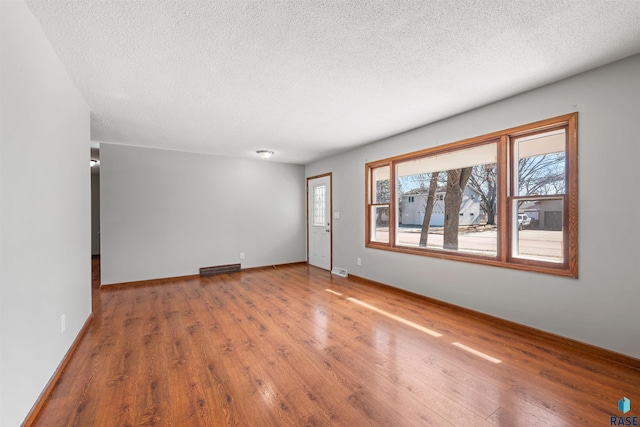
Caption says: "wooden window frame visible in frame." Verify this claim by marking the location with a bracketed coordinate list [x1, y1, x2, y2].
[365, 113, 578, 277]
[366, 163, 392, 245]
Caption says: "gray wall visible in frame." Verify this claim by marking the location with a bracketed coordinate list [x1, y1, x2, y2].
[306, 55, 640, 358]
[0, 2, 92, 425]
[100, 144, 306, 285]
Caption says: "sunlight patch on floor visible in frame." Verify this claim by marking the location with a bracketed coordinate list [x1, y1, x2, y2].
[346, 297, 442, 338]
[452, 342, 502, 363]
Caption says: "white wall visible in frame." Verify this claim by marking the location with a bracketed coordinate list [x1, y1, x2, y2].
[100, 144, 306, 285]
[306, 54, 640, 358]
[0, 2, 92, 426]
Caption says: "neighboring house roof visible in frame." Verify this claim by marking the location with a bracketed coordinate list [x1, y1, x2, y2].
[519, 201, 539, 212]
[402, 185, 481, 197]
[518, 199, 560, 213]
[403, 187, 429, 195]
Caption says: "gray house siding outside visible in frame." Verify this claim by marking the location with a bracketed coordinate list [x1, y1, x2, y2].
[400, 187, 481, 227]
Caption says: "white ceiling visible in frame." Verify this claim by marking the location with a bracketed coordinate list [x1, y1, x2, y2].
[26, 0, 640, 164]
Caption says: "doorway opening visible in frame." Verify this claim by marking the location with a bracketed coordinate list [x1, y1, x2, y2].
[90, 146, 101, 311]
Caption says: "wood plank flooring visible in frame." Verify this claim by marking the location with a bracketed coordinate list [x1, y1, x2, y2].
[32, 262, 639, 426]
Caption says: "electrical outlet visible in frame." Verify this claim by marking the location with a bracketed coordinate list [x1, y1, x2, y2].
[357, 257, 361, 266]
[240, 252, 245, 260]
[61, 314, 66, 333]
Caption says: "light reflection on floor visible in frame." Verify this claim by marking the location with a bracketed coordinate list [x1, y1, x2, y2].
[452, 342, 502, 364]
[325, 288, 503, 365]
[313, 307, 328, 348]
[346, 296, 442, 337]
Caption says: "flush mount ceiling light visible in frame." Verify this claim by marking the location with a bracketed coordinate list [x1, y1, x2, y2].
[256, 150, 274, 159]
[90, 159, 98, 167]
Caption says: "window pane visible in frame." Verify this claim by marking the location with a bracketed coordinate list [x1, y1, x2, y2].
[312, 185, 326, 226]
[395, 143, 498, 256]
[513, 199, 564, 263]
[516, 129, 566, 196]
[371, 206, 389, 243]
[372, 166, 390, 204]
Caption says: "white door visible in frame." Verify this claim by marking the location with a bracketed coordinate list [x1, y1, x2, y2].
[308, 175, 331, 270]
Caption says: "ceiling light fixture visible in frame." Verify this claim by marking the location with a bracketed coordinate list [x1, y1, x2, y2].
[256, 150, 274, 159]
[90, 159, 98, 167]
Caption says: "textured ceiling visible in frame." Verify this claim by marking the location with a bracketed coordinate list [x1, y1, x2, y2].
[26, 1, 640, 164]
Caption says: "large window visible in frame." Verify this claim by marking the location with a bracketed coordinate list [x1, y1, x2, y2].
[365, 113, 578, 277]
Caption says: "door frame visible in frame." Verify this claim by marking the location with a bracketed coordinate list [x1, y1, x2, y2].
[306, 172, 332, 270]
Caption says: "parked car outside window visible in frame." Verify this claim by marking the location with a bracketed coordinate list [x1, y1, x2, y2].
[518, 214, 531, 230]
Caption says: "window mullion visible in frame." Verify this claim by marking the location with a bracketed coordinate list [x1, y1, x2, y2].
[498, 135, 509, 262]
[389, 161, 397, 247]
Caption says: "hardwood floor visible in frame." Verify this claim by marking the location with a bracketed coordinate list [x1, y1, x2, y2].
[32, 263, 639, 426]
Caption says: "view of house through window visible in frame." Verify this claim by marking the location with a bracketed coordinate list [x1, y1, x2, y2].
[396, 142, 498, 256]
[365, 113, 578, 277]
[512, 128, 567, 263]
